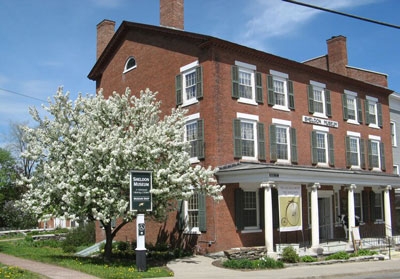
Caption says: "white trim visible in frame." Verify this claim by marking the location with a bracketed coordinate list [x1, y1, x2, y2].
[366, 95, 378, 102]
[235, 60, 256, 70]
[310, 80, 326, 88]
[347, 131, 361, 137]
[237, 112, 259, 121]
[270, 69, 288, 79]
[272, 118, 291, 126]
[185, 113, 200, 121]
[369, 135, 381, 141]
[313, 125, 329, 132]
[180, 60, 199, 72]
[344, 89, 357, 97]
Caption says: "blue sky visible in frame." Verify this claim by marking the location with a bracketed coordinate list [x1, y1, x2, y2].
[1, 0, 399, 146]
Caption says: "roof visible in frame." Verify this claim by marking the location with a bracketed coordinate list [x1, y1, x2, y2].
[88, 21, 394, 96]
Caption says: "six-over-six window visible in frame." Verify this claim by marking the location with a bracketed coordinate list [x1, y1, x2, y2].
[175, 61, 388, 171]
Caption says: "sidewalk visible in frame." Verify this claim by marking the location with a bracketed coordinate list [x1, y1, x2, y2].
[0, 253, 99, 279]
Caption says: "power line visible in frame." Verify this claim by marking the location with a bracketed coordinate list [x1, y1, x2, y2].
[0, 87, 47, 103]
[282, 0, 400, 29]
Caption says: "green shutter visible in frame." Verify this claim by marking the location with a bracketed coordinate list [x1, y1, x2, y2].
[291, 128, 298, 163]
[267, 74, 274, 106]
[231, 65, 239, 99]
[198, 194, 207, 231]
[342, 94, 348, 120]
[377, 103, 383, 128]
[380, 142, 386, 171]
[345, 136, 351, 168]
[311, 131, 317, 164]
[255, 72, 263, 103]
[195, 66, 203, 99]
[197, 119, 204, 160]
[307, 85, 314, 114]
[365, 99, 370, 125]
[269, 124, 277, 161]
[178, 200, 185, 230]
[259, 188, 264, 228]
[357, 98, 363, 124]
[325, 89, 332, 117]
[175, 74, 183, 106]
[272, 188, 279, 228]
[233, 119, 242, 158]
[364, 190, 370, 222]
[360, 139, 366, 169]
[257, 122, 266, 160]
[235, 188, 244, 231]
[328, 133, 334, 166]
[288, 80, 295, 110]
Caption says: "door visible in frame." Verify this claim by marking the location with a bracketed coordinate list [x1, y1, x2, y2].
[318, 197, 332, 240]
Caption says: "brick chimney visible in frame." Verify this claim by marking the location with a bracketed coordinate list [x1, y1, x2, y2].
[160, 0, 184, 29]
[96, 20, 116, 59]
[327, 35, 348, 76]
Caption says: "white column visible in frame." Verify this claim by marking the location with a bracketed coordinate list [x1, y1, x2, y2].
[136, 213, 146, 250]
[311, 183, 320, 248]
[261, 181, 275, 253]
[347, 184, 356, 243]
[384, 185, 392, 238]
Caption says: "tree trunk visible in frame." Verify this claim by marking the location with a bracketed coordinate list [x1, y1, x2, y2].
[103, 223, 113, 262]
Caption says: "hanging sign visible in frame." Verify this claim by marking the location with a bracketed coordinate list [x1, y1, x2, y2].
[278, 185, 302, 232]
[130, 170, 152, 212]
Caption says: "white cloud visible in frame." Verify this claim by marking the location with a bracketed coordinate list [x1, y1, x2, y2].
[239, 0, 382, 50]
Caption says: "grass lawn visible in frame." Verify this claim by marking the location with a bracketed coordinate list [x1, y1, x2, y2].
[0, 239, 173, 279]
[0, 263, 45, 279]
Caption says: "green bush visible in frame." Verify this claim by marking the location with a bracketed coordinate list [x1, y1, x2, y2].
[61, 222, 95, 253]
[350, 249, 377, 257]
[281, 246, 300, 263]
[222, 257, 284, 270]
[300, 255, 317, 262]
[325, 251, 350, 260]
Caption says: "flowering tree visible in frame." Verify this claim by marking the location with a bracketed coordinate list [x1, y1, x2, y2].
[19, 88, 224, 261]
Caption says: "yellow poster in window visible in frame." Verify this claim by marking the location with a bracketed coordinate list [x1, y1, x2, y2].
[278, 186, 302, 232]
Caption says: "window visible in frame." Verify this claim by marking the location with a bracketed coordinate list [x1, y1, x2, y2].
[233, 113, 265, 160]
[371, 191, 383, 222]
[267, 70, 294, 111]
[391, 121, 397, 147]
[308, 81, 331, 117]
[354, 192, 362, 222]
[345, 132, 365, 169]
[311, 127, 334, 166]
[231, 61, 263, 104]
[234, 187, 261, 231]
[269, 119, 297, 164]
[178, 193, 206, 233]
[184, 114, 204, 162]
[123, 57, 136, 73]
[394, 165, 399, 175]
[365, 96, 382, 128]
[342, 90, 363, 124]
[176, 61, 203, 106]
[368, 136, 385, 171]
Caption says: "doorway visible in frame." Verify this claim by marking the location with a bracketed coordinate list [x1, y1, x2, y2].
[318, 196, 333, 241]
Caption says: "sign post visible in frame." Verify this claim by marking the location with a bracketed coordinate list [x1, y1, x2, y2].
[130, 170, 152, 272]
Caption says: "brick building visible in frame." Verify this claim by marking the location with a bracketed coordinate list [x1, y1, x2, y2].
[88, 0, 400, 254]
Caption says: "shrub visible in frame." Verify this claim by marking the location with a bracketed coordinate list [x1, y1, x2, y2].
[281, 246, 300, 263]
[61, 222, 95, 253]
[325, 251, 349, 260]
[350, 249, 377, 257]
[222, 257, 284, 270]
[300, 255, 317, 262]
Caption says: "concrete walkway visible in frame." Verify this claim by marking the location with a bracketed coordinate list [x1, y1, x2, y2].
[0, 253, 99, 279]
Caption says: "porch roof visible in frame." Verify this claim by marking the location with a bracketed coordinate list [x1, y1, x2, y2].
[215, 162, 400, 187]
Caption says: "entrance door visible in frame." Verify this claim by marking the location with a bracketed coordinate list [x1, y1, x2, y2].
[318, 197, 332, 240]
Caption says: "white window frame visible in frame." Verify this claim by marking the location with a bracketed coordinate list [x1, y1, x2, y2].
[180, 61, 199, 107]
[313, 125, 329, 166]
[347, 131, 361, 169]
[344, 90, 360, 125]
[240, 184, 261, 232]
[391, 121, 397, 147]
[123, 56, 137, 73]
[310, 81, 327, 118]
[353, 191, 363, 223]
[237, 113, 259, 161]
[372, 190, 384, 224]
[366, 96, 379, 129]
[185, 113, 200, 164]
[394, 165, 399, 175]
[270, 70, 290, 111]
[235, 61, 257, 105]
[369, 135, 382, 171]
[181, 196, 201, 235]
[272, 118, 291, 163]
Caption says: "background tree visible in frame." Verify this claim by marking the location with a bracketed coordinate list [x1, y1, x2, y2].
[19, 88, 224, 261]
